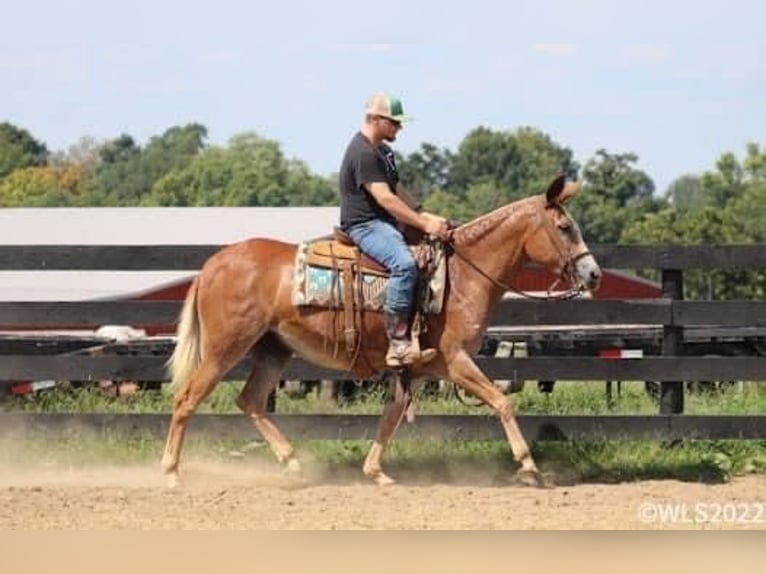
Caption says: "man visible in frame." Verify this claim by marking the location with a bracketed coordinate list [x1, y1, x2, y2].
[338, 92, 450, 367]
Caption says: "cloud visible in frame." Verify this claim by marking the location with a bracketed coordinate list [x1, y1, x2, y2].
[533, 43, 577, 57]
[419, 75, 479, 96]
[335, 42, 406, 53]
[709, 43, 765, 80]
[620, 44, 673, 64]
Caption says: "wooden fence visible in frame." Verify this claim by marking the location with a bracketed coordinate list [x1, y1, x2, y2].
[0, 243, 764, 441]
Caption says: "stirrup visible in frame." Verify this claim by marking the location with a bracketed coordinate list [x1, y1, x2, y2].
[385, 340, 437, 367]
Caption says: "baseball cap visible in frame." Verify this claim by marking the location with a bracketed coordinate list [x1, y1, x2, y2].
[365, 92, 413, 122]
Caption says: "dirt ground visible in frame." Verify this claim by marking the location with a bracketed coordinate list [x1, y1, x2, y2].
[1, 460, 764, 530]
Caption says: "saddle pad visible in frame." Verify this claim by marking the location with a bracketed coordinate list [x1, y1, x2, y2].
[292, 242, 447, 314]
[293, 261, 388, 311]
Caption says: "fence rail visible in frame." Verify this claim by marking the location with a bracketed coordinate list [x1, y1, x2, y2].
[0, 355, 763, 383]
[1, 243, 765, 270]
[0, 299, 763, 328]
[1, 242, 765, 441]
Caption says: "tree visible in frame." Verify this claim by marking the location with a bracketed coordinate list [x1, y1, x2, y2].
[622, 206, 764, 300]
[0, 165, 84, 206]
[448, 126, 516, 194]
[49, 136, 102, 171]
[396, 142, 453, 202]
[422, 126, 577, 220]
[728, 182, 766, 242]
[699, 152, 745, 210]
[84, 124, 207, 205]
[0, 122, 48, 179]
[569, 149, 663, 244]
[743, 142, 766, 181]
[143, 132, 336, 207]
[82, 134, 142, 205]
[622, 143, 766, 300]
[665, 174, 703, 212]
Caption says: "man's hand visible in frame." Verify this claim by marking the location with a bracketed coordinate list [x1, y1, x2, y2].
[420, 212, 450, 240]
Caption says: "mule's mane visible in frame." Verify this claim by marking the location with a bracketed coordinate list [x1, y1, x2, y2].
[453, 195, 541, 246]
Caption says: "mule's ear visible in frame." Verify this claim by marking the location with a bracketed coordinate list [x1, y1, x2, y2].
[559, 179, 582, 204]
[545, 174, 567, 204]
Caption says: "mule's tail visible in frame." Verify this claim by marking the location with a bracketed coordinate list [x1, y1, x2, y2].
[168, 277, 202, 389]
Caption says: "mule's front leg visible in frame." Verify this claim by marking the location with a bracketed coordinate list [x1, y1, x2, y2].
[363, 371, 417, 486]
[448, 351, 543, 487]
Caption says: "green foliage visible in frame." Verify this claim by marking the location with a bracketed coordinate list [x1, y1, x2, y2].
[665, 174, 704, 212]
[81, 134, 144, 205]
[5, 381, 764, 483]
[395, 142, 452, 202]
[450, 126, 577, 197]
[418, 126, 578, 221]
[729, 180, 766, 242]
[141, 132, 336, 207]
[83, 124, 207, 205]
[0, 122, 48, 179]
[0, 165, 86, 206]
[622, 143, 766, 299]
[566, 149, 664, 244]
[700, 152, 746, 209]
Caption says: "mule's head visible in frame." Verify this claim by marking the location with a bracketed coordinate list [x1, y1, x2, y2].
[524, 174, 601, 292]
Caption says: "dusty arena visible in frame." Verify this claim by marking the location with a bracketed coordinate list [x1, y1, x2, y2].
[1, 460, 764, 529]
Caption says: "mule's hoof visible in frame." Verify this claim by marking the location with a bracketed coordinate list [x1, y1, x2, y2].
[284, 457, 302, 474]
[165, 472, 181, 489]
[516, 468, 546, 488]
[365, 469, 396, 486]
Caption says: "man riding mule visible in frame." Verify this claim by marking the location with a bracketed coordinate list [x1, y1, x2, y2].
[161, 164, 601, 489]
[339, 92, 451, 367]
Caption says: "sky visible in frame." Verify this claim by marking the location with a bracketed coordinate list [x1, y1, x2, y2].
[2, 0, 764, 194]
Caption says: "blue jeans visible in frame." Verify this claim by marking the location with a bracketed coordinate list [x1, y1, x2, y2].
[347, 219, 417, 317]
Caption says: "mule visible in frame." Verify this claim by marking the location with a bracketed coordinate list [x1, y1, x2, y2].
[161, 174, 601, 487]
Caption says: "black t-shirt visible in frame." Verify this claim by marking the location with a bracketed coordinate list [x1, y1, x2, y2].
[339, 131, 399, 230]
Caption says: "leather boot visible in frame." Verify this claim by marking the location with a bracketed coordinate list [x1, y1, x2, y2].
[384, 313, 437, 367]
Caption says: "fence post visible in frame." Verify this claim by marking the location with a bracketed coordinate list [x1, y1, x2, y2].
[660, 268, 684, 414]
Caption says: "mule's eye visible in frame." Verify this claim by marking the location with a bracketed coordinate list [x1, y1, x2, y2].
[558, 222, 572, 232]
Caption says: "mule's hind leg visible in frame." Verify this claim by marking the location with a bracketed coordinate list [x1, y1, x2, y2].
[235, 333, 300, 471]
[161, 359, 231, 487]
[363, 371, 422, 486]
[447, 350, 543, 487]
[162, 333, 260, 487]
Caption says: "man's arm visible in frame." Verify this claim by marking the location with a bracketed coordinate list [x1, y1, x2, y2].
[365, 182, 448, 238]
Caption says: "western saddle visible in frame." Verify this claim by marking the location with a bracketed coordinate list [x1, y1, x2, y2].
[302, 226, 443, 363]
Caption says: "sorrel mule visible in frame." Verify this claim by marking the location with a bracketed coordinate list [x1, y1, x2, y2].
[161, 175, 601, 487]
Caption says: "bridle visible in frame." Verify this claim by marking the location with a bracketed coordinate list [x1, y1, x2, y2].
[446, 199, 592, 301]
[449, 244, 589, 300]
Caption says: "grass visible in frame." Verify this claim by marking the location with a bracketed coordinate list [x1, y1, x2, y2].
[1, 379, 764, 484]
[5, 378, 765, 416]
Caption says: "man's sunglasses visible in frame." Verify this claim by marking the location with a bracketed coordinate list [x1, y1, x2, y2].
[377, 115, 402, 128]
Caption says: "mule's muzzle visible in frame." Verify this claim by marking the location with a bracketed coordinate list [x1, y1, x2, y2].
[586, 266, 603, 291]
[570, 251, 601, 292]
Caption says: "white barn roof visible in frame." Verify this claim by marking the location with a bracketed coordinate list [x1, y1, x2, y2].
[0, 207, 339, 301]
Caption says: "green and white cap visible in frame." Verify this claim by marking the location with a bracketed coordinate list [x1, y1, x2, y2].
[365, 92, 413, 122]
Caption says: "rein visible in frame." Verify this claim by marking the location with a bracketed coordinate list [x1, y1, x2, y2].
[447, 237, 590, 301]
[445, 197, 592, 301]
